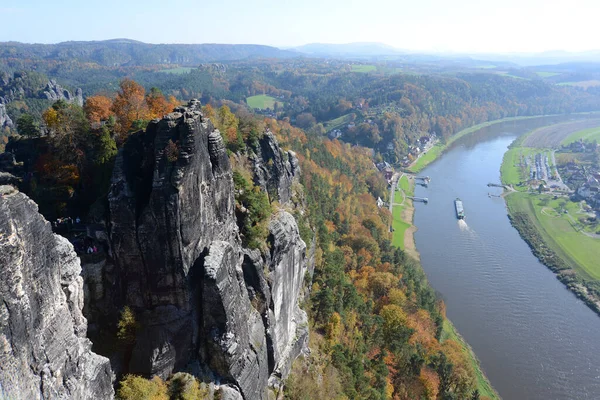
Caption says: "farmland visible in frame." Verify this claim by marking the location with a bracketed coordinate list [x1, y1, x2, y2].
[323, 113, 355, 132]
[246, 94, 284, 110]
[521, 119, 600, 148]
[351, 64, 376, 73]
[560, 126, 600, 145]
[535, 71, 561, 78]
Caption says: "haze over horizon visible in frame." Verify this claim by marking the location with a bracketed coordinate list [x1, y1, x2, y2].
[1, 0, 599, 54]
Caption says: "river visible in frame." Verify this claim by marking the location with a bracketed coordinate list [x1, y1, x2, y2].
[413, 116, 600, 400]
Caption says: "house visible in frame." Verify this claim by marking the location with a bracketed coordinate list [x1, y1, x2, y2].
[328, 129, 342, 140]
[376, 161, 391, 172]
[376, 197, 384, 209]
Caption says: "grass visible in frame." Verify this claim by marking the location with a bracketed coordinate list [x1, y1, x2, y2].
[535, 71, 560, 78]
[391, 196, 410, 250]
[391, 176, 414, 249]
[505, 192, 600, 280]
[408, 144, 444, 173]
[351, 64, 376, 73]
[246, 94, 284, 110]
[441, 319, 500, 400]
[323, 113, 355, 132]
[560, 126, 600, 146]
[399, 175, 412, 195]
[498, 72, 529, 80]
[159, 67, 193, 74]
[558, 80, 600, 89]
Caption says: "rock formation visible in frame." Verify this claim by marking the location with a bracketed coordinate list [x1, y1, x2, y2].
[106, 100, 309, 399]
[252, 131, 300, 204]
[43, 79, 84, 107]
[0, 103, 12, 129]
[0, 185, 114, 399]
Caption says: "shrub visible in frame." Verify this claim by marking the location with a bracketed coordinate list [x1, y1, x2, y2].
[117, 306, 138, 345]
[165, 139, 179, 163]
[117, 375, 168, 400]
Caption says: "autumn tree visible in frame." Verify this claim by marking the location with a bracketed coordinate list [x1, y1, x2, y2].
[111, 79, 149, 137]
[146, 87, 174, 119]
[296, 112, 316, 130]
[84, 95, 113, 124]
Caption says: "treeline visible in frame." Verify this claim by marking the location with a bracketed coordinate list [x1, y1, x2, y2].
[5, 56, 600, 163]
[129, 61, 600, 163]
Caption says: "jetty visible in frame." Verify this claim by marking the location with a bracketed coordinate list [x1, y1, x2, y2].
[408, 196, 429, 203]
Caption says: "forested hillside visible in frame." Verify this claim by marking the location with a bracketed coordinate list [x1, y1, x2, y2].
[4, 45, 600, 163]
[0, 74, 493, 398]
[0, 40, 296, 66]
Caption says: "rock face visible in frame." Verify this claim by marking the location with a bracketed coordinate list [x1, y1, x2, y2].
[107, 100, 309, 399]
[0, 103, 12, 129]
[43, 80, 84, 106]
[0, 185, 114, 399]
[253, 131, 300, 204]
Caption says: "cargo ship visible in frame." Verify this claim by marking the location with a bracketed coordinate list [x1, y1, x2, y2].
[455, 198, 465, 219]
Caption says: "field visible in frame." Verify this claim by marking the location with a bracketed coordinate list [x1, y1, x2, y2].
[408, 143, 444, 173]
[323, 113, 355, 131]
[497, 72, 529, 80]
[391, 175, 414, 250]
[535, 71, 560, 78]
[246, 94, 284, 110]
[521, 119, 600, 148]
[441, 320, 499, 400]
[351, 64, 376, 73]
[558, 80, 600, 89]
[505, 192, 600, 280]
[159, 67, 193, 74]
[560, 126, 600, 146]
[391, 194, 410, 250]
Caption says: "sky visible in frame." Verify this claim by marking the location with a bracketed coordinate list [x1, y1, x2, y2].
[1, 0, 599, 54]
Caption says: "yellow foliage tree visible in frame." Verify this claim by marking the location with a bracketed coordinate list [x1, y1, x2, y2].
[117, 375, 168, 400]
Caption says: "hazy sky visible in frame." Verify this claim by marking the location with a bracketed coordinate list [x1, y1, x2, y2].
[1, 0, 598, 53]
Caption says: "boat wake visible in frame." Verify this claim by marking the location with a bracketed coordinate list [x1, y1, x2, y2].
[458, 219, 473, 233]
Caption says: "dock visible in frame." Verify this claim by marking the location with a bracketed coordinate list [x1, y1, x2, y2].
[408, 196, 429, 203]
[488, 182, 508, 189]
[416, 176, 431, 184]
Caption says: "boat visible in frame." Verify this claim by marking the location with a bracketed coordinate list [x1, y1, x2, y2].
[455, 198, 465, 219]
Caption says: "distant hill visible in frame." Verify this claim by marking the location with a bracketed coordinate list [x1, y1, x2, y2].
[465, 50, 600, 66]
[0, 40, 298, 66]
[292, 42, 404, 57]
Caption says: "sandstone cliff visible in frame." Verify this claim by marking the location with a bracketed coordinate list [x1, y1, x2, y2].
[105, 100, 309, 399]
[0, 185, 114, 399]
[0, 103, 12, 129]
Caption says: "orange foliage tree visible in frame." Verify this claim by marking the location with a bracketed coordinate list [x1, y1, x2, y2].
[111, 79, 149, 136]
[84, 95, 113, 124]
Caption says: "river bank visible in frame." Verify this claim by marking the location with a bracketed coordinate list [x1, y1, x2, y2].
[391, 174, 499, 399]
[500, 123, 600, 315]
[408, 113, 600, 174]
